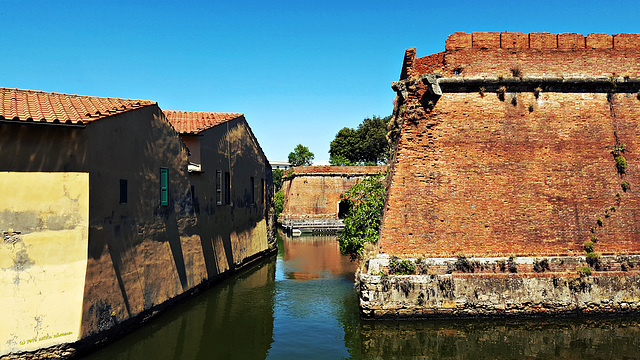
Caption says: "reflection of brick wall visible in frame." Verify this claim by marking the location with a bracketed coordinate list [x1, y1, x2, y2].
[381, 32, 640, 257]
[281, 166, 386, 219]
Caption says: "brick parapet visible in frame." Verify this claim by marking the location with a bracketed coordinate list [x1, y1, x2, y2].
[443, 32, 640, 51]
[289, 165, 386, 176]
[406, 32, 640, 79]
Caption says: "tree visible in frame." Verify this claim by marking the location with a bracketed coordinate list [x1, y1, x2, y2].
[329, 127, 359, 164]
[274, 189, 285, 218]
[328, 155, 354, 166]
[329, 115, 391, 166]
[272, 168, 284, 192]
[338, 171, 388, 260]
[288, 144, 314, 167]
[357, 116, 390, 164]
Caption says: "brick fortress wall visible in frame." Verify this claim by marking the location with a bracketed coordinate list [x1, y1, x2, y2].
[380, 32, 640, 257]
[280, 166, 386, 220]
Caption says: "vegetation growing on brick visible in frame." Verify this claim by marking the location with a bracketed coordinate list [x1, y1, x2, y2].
[507, 256, 518, 273]
[615, 155, 628, 174]
[497, 86, 506, 101]
[389, 256, 416, 275]
[533, 258, 550, 273]
[586, 252, 602, 270]
[621, 181, 630, 192]
[449, 255, 481, 273]
[338, 171, 388, 260]
[534, 86, 542, 99]
[579, 266, 592, 277]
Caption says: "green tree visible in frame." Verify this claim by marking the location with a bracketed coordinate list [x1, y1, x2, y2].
[272, 168, 284, 191]
[274, 189, 285, 218]
[357, 116, 390, 164]
[329, 115, 391, 165]
[288, 144, 314, 167]
[338, 172, 388, 260]
[329, 127, 359, 164]
[328, 155, 354, 166]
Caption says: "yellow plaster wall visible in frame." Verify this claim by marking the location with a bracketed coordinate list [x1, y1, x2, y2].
[0, 172, 89, 356]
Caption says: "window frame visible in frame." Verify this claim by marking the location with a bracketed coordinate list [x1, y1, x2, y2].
[159, 167, 169, 206]
[216, 170, 223, 205]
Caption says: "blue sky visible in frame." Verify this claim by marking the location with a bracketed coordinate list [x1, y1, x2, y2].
[2, 0, 639, 162]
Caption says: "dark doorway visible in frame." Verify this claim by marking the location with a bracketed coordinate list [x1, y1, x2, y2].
[337, 200, 350, 219]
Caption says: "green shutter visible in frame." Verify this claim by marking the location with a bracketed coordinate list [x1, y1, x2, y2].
[160, 167, 169, 206]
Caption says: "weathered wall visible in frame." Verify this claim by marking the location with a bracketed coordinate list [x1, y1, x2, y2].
[366, 32, 640, 319]
[359, 255, 640, 319]
[188, 116, 273, 276]
[0, 172, 89, 354]
[80, 105, 196, 336]
[280, 166, 386, 219]
[0, 106, 275, 357]
[381, 32, 640, 257]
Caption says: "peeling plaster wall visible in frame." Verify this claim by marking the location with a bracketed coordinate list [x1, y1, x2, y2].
[0, 172, 89, 354]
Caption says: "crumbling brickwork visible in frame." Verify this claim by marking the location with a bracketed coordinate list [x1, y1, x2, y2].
[381, 32, 640, 258]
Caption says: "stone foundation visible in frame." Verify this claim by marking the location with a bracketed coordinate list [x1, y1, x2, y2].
[358, 254, 640, 319]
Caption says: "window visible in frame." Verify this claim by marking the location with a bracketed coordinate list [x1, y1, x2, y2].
[261, 178, 265, 204]
[224, 172, 230, 205]
[250, 177, 255, 204]
[159, 167, 169, 206]
[119, 179, 128, 204]
[216, 170, 222, 205]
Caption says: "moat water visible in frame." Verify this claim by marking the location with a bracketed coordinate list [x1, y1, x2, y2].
[83, 231, 640, 359]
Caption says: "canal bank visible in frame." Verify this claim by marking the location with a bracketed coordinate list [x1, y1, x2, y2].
[73, 231, 640, 359]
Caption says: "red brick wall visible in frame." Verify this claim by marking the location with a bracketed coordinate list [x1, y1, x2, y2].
[281, 166, 386, 218]
[381, 33, 640, 258]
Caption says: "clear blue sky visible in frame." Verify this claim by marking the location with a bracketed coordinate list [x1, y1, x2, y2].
[2, 0, 638, 162]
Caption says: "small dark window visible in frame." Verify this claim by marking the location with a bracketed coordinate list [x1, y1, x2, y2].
[119, 179, 128, 204]
[216, 170, 222, 205]
[250, 177, 255, 204]
[224, 172, 231, 205]
[160, 167, 169, 206]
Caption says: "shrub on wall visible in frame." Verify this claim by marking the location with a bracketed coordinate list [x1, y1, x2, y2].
[338, 171, 388, 260]
[274, 190, 285, 219]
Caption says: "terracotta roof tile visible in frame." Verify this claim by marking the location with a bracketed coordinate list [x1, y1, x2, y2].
[0, 87, 156, 125]
[163, 110, 243, 134]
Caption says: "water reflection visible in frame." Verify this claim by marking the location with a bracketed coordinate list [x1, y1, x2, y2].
[349, 317, 640, 359]
[82, 231, 640, 359]
[85, 257, 276, 360]
[265, 233, 358, 359]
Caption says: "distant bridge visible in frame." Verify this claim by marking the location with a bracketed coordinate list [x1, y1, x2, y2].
[281, 218, 345, 235]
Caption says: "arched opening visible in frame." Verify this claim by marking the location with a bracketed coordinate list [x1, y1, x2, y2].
[337, 199, 351, 219]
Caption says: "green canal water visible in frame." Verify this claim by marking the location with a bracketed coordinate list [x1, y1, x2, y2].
[83, 231, 640, 359]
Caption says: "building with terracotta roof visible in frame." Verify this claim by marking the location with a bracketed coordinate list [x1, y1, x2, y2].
[0, 88, 274, 357]
[164, 109, 274, 279]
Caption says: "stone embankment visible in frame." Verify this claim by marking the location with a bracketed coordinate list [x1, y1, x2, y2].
[358, 254, 640, 319]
